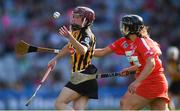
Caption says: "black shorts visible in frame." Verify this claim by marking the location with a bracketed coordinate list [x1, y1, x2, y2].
[65, 79, 98, 99]
[169, 81, 180, 95]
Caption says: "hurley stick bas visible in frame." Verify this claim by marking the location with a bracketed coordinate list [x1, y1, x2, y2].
[15, 40, 60, 55]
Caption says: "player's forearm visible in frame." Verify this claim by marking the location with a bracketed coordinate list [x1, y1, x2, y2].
[53, 44, 70, 60]
[135, 56, 155, 83]
[68, 36, 87, 55]
[59, 26, 87, 55]
[94, 47, 112, 57]
[94, 49, 104, 57]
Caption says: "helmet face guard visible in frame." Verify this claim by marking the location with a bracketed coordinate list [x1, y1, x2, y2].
[120, 21, 130, 36]
[120, 14, 144, 37]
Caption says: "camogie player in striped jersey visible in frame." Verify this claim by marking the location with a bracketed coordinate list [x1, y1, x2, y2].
[94, 14, 170, 110]
[48, 6, 97, 110]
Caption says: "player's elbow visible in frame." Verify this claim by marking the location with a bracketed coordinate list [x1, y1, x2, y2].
[79, 50, 86, 55]
[79, 47, 88, 55]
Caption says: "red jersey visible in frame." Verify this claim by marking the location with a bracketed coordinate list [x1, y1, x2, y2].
[109, 37, 164, 80]
[109, 37, 169, 102]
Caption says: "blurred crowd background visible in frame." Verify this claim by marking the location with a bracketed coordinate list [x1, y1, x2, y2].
[0, 0, 180, 109]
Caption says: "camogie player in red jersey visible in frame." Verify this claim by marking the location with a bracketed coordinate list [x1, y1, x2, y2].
[94, 14, 169, 110]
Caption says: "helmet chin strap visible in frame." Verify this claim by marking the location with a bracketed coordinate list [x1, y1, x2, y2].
[124, 34, 131, 39]
[71, 24, 82, 31]
[122, 29, 131, 39]
[82, 18, 87, 27]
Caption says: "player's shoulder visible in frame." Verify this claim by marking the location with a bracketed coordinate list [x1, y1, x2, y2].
[136, 37, 158, 46]
[81, 28, 94, 38]
[120, 37, 126, 40]
[135, 37, 149, 44]
[115, 37, 127, 43]
[81, 28, 96, 45]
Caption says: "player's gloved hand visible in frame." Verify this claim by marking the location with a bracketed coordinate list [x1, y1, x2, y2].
[48, 58, 57, 70]
[119, 65, 139, 76]
[119, 69, 130, 76]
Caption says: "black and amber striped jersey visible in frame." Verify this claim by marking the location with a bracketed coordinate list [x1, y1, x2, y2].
[167, 60, 180, 81]
[69, 27, 96, 72]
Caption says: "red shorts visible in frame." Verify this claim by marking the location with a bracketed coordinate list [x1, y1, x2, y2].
[136, 73, 170, 103]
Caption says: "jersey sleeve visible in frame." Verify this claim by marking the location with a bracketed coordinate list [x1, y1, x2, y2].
[136, 38, 160, 59]
[108, 38, 125, 55]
